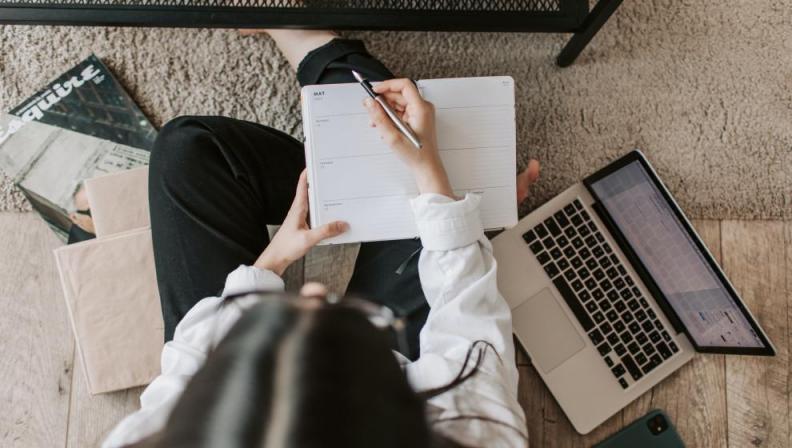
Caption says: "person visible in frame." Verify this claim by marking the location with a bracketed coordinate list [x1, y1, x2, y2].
[102, 29, 541, 448]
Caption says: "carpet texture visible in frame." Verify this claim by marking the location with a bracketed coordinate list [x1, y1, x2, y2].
[1, 1, 790, 219]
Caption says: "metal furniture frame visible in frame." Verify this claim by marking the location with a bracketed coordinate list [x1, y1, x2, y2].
[0, 0, 623, 66]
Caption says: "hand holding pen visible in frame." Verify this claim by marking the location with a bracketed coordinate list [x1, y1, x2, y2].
[359, 76, 455, 199]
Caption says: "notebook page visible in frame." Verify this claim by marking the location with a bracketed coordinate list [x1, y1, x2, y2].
[302, 76, 516, 244]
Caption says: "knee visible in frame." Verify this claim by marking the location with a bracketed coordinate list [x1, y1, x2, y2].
[150, 116, 212, 181]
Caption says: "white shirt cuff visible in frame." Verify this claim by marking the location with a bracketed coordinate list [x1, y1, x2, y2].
[221, 265, 285, 296]
[410, 193, 484, 251]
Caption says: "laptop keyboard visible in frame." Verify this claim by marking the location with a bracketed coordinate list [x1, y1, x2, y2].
[522, 199, 680, 390]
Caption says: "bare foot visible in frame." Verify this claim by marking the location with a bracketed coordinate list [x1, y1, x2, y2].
[239, 28, 338, 71]
[517, 159, 540, 205]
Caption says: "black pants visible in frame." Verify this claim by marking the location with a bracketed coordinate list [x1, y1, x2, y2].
[149, 39, 428, 360]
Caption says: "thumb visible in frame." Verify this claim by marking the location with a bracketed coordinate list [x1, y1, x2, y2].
[306, 221, 349, 245]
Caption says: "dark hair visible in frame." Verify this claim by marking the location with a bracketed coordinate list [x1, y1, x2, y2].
[128, 293, 499, 448]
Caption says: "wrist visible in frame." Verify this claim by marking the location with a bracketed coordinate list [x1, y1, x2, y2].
[413, 163, 454, 198]
[254, 250, 289, 276]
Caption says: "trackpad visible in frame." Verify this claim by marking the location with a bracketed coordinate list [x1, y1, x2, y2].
[513, 288, 586, 374]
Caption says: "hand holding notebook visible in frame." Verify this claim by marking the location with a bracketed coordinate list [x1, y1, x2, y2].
[301, 76, 518, 244]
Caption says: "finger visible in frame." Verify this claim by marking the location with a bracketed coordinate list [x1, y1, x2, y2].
[372, 79, 424, 104]
[378, 91, 408, 109]
[364, 98, 408, 148]
[300, 282, 329, 298]
[286, 170, 309, 221]
[306, 221, 349, 245]
[516, 159, 541, 204]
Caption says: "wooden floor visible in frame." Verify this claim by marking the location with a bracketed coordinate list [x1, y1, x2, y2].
[1, 213, 789, 447]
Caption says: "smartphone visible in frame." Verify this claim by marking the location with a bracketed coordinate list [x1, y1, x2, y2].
[592, 409, 685, 448]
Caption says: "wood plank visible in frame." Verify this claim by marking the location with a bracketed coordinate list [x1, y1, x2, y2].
[304, 243, 360, 295]
[621, 220, 728, 447]
[0, 213, 74, 448]
[722, 221, 789, 448]
[66, 362, 144, 448]
[787, 221, 792, 448]
[517, 364, 546, 447]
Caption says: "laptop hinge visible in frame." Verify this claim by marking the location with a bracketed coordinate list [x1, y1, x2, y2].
[590, 201, 687, 336]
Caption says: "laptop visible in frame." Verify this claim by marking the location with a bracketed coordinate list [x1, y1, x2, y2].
[492, 150, 775, 434]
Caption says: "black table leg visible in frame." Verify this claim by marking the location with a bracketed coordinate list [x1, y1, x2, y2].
[556, 0, 624, 67]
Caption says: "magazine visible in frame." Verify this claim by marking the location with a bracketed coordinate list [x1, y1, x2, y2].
[0, 55, 157, 243]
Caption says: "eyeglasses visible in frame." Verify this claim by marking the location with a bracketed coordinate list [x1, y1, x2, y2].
[220, 290, 410, 356]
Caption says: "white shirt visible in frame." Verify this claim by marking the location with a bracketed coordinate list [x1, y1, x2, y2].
[102, 193, 528, 448]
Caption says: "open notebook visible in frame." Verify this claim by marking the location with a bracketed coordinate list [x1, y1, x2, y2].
[301, 76, 517, 245]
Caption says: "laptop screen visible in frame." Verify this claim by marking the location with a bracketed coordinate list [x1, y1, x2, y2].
[588, 160, 766, 349]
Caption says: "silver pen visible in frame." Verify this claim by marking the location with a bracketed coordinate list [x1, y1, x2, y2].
[352, 70, 422, 149]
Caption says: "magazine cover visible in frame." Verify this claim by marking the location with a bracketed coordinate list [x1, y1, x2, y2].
[0, 54, 157, 243]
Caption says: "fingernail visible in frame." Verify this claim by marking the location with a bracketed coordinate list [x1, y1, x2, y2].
[340, 222, 350, 231]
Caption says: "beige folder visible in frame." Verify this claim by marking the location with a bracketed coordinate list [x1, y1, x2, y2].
[54, 167, 163, 395]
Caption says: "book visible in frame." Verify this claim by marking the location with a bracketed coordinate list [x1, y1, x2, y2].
[301, 76, 518, 244]
[0, 54, 156, 243]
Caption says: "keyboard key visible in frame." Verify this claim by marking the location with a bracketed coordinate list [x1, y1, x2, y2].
[628, 322, 641, 334]
[593, 246, 605, 258]
[579, 225, 591, 237]
[553, 276, 594, 331]
[604, 355, 614, 367]
[581, 210, 591, 221]
[622, 311, 635, 324]
[588, 222, 597, 233]
[649, 331, 661, 343]
[611, 364, 626, 378]
[596, 232, 605, 243]
[597, 342, 611, 356]
[564, 269, 576, 281]
[584, 278, 597, 290]
[599, 279, 612, 291]
[669, 341, 679, 353]
[535, 223, 548, 238]
[626, 276, 635, 286]
[544, 263, 560, 278]
[592, 289, 604, 300]
[571, 214, 583, 227]
[573, 199, 583, 211]
[620, 288, 634, 300]
[557, 235, 569, 247]
[564, 226, 577, 239]
[606, 310, 619, 322]
[632, 286, 642, 297]
[571, 257, 583, 269]
[599, 255, 611, 268]
[628, 299, 641, 312]
[619, 378, 629, 389]
[639, 298, 650, 308]
[545, 217, 561, 237]
[642, 343, 655, 356]
[657, 342, 673, 359]
[603, 243, 613, 253]
[614, 344, 627, 356]
[554, 211, 570, 228]
[579, 248, 591, 259]
[618, 265, 627, 276]
[536, 252, 551, 265]
[593, 312, 605, 324]
[662, 331, 671, 342]
[585, 235, 597, 248]
[614, 301, 627, 312]
[589, 328, 604, 345]
[593, 270, 606, 282]
[564, 203, 577, 215]
[585, 301, 598, 313]
[641, 320, 654, 333]
[572, 237, 584, 249]
[634, 309, 647, 322]
[636, 333, 648, 345]
[564, 246, 576, 258]
[586, 258, 598, 270]
[654, 319, 664, 331]
[607, 267, 619, 279]
[571, 279, 584, 292]
[600, 322, 613, 335]
[622, 354, 643, 381]
[635, 352, 647, 366]
[614, 278, 626, 290]
[607, 290, 619, 301]
[621, 332, 634, 344]
[542, 236, 555, 250]
[627, 342, 641, 355]
[613, 321, 626, 333]
[550, 248, 562, 259]
[529, 241, 543, 253]
[648, 309, 657, 319]
[579, 290, 592, 302]
[522, 230, 537, 244]
[578, 268, 591, 280]
[600, 299, 612, 311]
[607, 332, 620, 345]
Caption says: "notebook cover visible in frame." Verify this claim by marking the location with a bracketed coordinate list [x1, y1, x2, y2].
[84, 167, 149, 237]
[54, 227, 163, 394]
